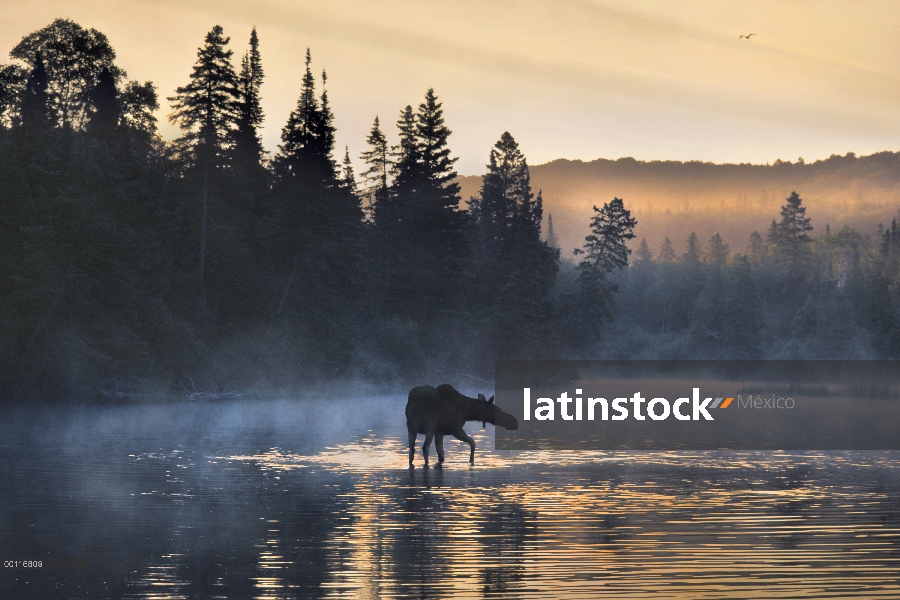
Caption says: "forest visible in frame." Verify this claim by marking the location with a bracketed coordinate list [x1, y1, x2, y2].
[2, 19, 900, 402]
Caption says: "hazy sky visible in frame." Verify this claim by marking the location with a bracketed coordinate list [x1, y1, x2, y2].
[3, 1, 900, 175]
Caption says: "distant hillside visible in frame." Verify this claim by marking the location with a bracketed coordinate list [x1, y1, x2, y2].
[458, 152, 900, 259]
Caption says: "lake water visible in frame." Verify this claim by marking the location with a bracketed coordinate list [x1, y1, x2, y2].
[2, 396, 900, 599]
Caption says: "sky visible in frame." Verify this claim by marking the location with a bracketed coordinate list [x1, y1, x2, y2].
[3, 0, 900, 175]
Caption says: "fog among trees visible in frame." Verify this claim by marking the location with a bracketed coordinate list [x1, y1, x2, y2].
[2, 19, 900, 402]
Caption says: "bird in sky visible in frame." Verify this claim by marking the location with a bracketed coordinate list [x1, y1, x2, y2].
[739, 33, 756, 39]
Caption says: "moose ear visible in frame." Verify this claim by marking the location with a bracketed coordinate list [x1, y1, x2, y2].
[488, 395, 495, 405]
[478, 394, 486, 402]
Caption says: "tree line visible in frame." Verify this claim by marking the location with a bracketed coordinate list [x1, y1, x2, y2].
[0, 19, 898, 401]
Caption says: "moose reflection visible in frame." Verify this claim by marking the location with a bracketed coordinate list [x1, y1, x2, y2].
[406, 384, 519, 467]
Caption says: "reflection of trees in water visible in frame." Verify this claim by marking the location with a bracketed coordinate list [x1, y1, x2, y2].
[479, 502, 534, 594]
[385, 468, 452, 598]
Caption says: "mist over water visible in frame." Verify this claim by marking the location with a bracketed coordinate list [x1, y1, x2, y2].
[3, 395, 900, 599]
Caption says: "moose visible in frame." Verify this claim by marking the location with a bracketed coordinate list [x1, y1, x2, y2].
[406, 384, 519, 467]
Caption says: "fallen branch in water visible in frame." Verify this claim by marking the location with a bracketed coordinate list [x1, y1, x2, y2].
[179, 374, 244, 401]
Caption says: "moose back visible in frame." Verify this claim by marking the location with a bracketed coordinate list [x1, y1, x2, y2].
[405, 384, 519, 467]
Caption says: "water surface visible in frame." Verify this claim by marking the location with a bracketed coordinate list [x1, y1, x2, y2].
[2, 396, 900, 598]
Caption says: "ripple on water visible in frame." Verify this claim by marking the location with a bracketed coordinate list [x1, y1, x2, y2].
[210, 436, 900, 599]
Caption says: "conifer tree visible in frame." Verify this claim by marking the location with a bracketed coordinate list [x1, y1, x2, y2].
[235, 27, 264, 165]
[276, 51, 336, 184]
[339, 145, 356, 194]
[390, 104, 420, 205]
[474, 131, 534, 244]
[86, 66, 119, 134]
[168, 25, 240, 290]
[416, 88, 461, 216]
[706, 232, 729, 265]
[546, 213, 558, 249]
[747, 231, 764, 262]
[574, 198, 637, 323]
[683, 232, 701, 266]
[775, 191, 813, 251]
[360, 115, 390, 218]
[19, 53, 52, 130]
[658, 237, 676, 263]
[168, 26, 240, 162]
[635, 238, 653, 264]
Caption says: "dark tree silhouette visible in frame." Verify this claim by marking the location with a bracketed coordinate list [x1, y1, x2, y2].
[19, 53, 53, 130]
[235, 27, 264, 166]
[86, 66, 119, 134]
[11, 18, 123, 129]
[574, 198, 637, 326]
[168, 25, 240, 292]
[360, 115, 390, 219]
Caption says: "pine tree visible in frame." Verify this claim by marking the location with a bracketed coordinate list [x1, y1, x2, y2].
[339, 145, 356, 194]
[635, 238, 653, 264]
[683, 232, 701, 266]
[658, 237, 676, 262]
[19, 53, 52, 130]
[469, 132, 558, 358]
[574, 198, 637, 323]
[706, 232, 729, 265]
[168, 25, 240, 162]
[772, 191, 814, 274]
[360, 115, 390, 219]
[276, 51, 336, 184]
[86, 66, 119, 134]
[391, 105, 419, 182]
[416, 89, 461, 215]
[473, 131, 535, 244]
[167, 25, 240, 291]
[235, 27, 264, 165]
[546, 213, 558, 249]
[747, 231, 764, 262]
[312, 70, 337, 183]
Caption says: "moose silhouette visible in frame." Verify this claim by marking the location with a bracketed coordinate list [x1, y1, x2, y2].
[406, 384, 519, 467]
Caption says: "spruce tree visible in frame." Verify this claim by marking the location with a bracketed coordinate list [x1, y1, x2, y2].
[360, 115, 390, 219]
[339, 145, 356, 194]
[168, 25, 240, 291]
[276, 51, 336, 184]
[86, 66, 119, 134]
[470, 132, 558, 358]
[658, 237, 676, 262]
[416, 88, 461, 215]
[574, 198, 637, 324]
[474, 131, 533, 244]
[19, 53, 52, 130]
[546, 213, 558, 248]
[683, 232, 701, 266]
[706, 233, 729, 265]
[168, 25, 240, 162]
[235, 27, 264, 165]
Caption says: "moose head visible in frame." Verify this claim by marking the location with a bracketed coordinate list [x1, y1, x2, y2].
[476, 393, 518, 431]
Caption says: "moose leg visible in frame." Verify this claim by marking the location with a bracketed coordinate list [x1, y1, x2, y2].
[407, 425, 417, 467]
[435, 435, 445, 466]
[452, 428, 476, 464]
[422, 431, 434, 467]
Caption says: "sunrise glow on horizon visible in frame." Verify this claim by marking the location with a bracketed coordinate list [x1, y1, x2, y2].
[3, 0, 900, 174]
